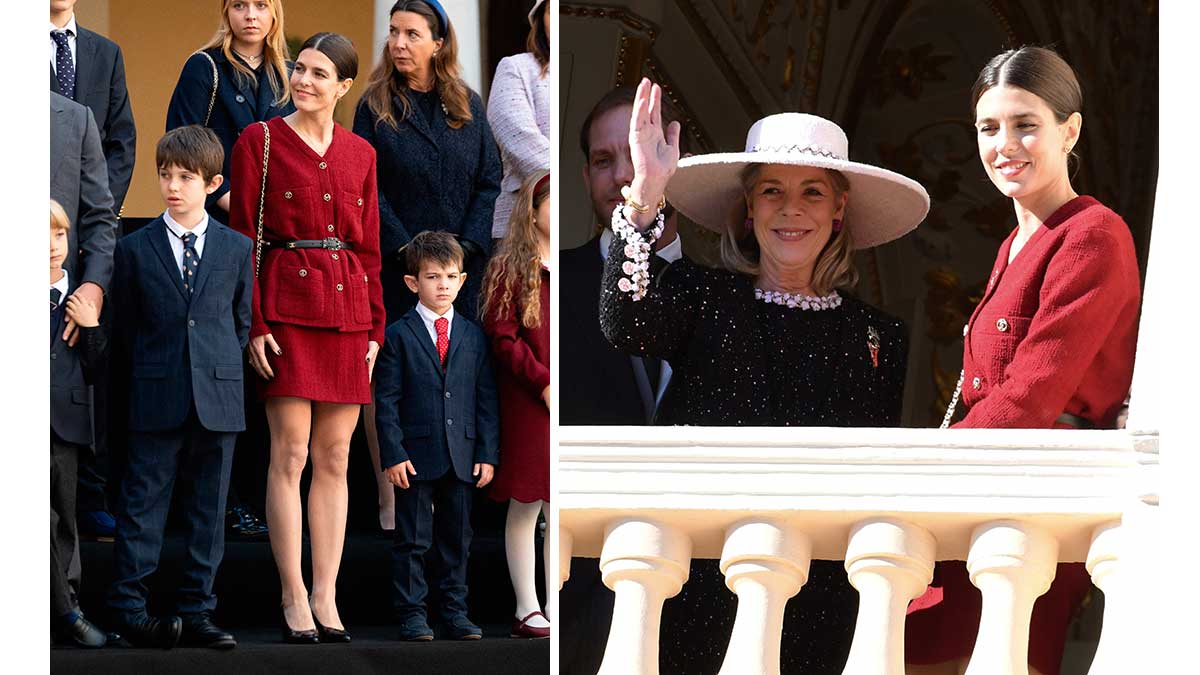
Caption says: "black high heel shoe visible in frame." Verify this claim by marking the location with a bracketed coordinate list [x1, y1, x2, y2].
[309, 599, 351, 644]
[280, 606, 319, 645]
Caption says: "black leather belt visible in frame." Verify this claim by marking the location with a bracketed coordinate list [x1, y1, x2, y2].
[263, 237, 354, 251]
[1055, 412, 1095, 429]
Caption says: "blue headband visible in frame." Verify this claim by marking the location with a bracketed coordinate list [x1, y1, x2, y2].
[421, 0, 450, 39]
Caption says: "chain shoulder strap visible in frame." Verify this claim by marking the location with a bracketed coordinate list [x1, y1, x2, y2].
[195, 51, 218, 126]
[940, 369, 965, 429]
[254, 121, 270, 277]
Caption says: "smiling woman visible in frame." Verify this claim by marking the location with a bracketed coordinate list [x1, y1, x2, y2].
[595, 78, 930, 674]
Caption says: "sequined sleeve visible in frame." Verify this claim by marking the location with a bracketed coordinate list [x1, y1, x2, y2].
[599, 231, 704, 363]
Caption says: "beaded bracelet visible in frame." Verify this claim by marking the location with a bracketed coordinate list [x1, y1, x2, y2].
[611, 203, 665, 301]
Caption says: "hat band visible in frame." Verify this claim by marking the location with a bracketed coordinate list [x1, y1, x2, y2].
[749, 143, 846, 161]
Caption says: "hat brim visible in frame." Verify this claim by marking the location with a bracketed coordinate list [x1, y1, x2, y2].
[665, 152, 931, 250]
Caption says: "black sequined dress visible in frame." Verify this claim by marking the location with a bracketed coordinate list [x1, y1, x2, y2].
[595, 234, 909, 674]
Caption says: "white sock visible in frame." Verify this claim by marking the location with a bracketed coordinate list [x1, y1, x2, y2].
[506, 499, 550, 627]
[541, 501, 554, 623]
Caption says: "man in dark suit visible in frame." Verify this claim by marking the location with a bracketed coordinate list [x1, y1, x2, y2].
[50, 0, 136, 215]
[558, 87, 687, 675]
[106, 127, 251, 649]
[374, 232, 500, 641]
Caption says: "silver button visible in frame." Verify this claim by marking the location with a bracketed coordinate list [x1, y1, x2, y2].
[963, 324, 969, 337]
[331, 253, 339, 261]
[318, 161, 327, 169]
[188, 319, 196, 327]
[336, 283, 344, 291]
[327, 224, 335, 232]
[446, 419, 453, 426]
[444, 391, 451, 399]
[323, 193, 331, 201]
[996, 318, 1009, 332]
[50, 352, 57, 360]
[972, 376, 981, 390]
[284, 191, 292, 199]
[298, 269, 308, 277]
[235, 94, 245, 103]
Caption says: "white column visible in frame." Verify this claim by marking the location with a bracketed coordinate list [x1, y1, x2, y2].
[372, 0, 393, 67]
[558, 526, 574, 590]
[963, 521, 1058, 675]
[597, 519, 692, 675]
[1085, 520, 1126, 675]
[440, 0, 484, 93]
[841, 518, 936, 675]
[717, 519, 810, 675]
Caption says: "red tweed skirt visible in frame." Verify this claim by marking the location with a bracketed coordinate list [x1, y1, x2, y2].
[258, 322, 371, 405]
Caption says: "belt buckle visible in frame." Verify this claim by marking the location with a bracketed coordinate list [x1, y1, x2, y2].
[322, 237, 343, 251]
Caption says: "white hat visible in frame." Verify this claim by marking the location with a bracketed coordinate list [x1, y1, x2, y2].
[528, 0, 545, 27]
[665, 113, 930, 249]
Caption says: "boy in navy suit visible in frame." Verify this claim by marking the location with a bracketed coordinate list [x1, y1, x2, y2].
[50, 199, 109, 648]
[375, 231, 500, 641]
[106, 126, 252, 649]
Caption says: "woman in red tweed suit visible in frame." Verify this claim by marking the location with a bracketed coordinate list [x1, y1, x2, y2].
[229, 34, 384, 643]
[479, 171, 551, 638]
[905, 47, 1141, 675]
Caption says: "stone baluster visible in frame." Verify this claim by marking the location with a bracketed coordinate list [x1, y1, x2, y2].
[841, 518, 936, 675]
[1085, 520, 1125, 675]
[559, 527, 574, 590]
[717, 519, 811, 675]
[963, 521, 1058, 675]
[597, 519, 692, 675]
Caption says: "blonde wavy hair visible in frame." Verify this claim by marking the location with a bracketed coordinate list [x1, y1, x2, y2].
[200, 0, 292, 107]
[719, 165, 858, 295]
[361, 0, 473, 130]
[479, 170, 549, 329]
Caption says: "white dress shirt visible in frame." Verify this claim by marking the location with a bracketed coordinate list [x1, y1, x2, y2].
[163, 211, 210, 280]
[414, 302, 454, 348]
[49, 16, 78, 75]
[52, 269, 71, 305]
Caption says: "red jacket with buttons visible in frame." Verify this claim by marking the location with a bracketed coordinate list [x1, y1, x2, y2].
[229, 117, 386, 344]
[955, 196, 1140, 429]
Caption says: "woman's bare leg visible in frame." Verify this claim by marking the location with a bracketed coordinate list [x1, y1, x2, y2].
[265, 396, 315, 631]
[306, 401, 360, 630]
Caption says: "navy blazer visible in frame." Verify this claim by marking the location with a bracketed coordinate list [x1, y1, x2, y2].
[50, 25, 136, 216]
[51, 92, 117, 293]
[50, 279, 108, 448]
[166, 48, 295, 214]
[374, 309, 500, 483]
[110, 217, 253, 433]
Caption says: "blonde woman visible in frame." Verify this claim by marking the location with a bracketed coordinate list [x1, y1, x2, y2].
[596, 79, 929, 672]
[167, 0, 294, 222]
[479, 170, 551, 638]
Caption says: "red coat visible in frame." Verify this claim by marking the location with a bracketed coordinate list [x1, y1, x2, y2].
[955, 195, 1140, 429]
[229, 117, 386, 345]
[483, 266, 550, 503]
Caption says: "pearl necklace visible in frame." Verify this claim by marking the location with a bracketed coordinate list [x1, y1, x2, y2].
[754, 288, 842, 310]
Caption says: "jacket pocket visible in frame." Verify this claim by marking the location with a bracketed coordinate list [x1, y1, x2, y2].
[70, 387, 90, 404]
[349, 270, 373, 326]
[402, 424, 431, 439]
[265, 185, 315, 227]
[270, 264, 327, 321]
[464, 422, 476, 439]
[214, 365, 243, 380]
[341, 189, 364, 240]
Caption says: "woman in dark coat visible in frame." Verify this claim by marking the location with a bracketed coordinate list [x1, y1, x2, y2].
[351, 0, 500, 531]
[166, 0, 295, 223]
[595, 79, 929, 674]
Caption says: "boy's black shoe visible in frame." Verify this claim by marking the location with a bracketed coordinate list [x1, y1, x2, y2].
[180, 612, 236, 649]
[54, 611, 106, 648]
[115, 612, 182, 649]
[397, 615, 434, 641]
[444, 615, 482, 640]
[225, 506, 269, 540]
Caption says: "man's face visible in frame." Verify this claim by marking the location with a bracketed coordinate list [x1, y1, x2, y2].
[582, 103, 634, 227]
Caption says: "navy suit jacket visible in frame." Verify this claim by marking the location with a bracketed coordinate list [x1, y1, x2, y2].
[374, 309, 500, 483]
[110, 217, 253, 433]
[50, 280, 108, 448]
[50, 26, 136, 216]
[166, 49, 294, 215]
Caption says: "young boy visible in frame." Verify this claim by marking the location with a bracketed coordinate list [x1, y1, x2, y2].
[374, 231, 500, 641]
[50, 199, 109, 648]
[106, 125, 253, 649]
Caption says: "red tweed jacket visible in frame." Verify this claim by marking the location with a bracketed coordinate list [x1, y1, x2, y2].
[954, 196, 1141, 429]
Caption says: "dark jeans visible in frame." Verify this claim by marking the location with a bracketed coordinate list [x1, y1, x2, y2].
[108, 412, 235, 617]
[51, 436, 83, 617]
[391, 469, 474, 622]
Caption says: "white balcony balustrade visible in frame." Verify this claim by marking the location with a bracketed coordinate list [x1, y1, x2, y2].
[559, 426, 1158, 675]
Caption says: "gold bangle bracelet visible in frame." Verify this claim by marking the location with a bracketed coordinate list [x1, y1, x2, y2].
[621, 185, 667, 213]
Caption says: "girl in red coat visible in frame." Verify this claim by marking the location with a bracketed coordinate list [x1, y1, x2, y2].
[905, 47, 1141, 675]
[230, 32, 385, 644]
[479, 170, 551, 639]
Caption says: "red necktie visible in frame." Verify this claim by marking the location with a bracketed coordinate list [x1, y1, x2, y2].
[435, 317, 449, 367]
